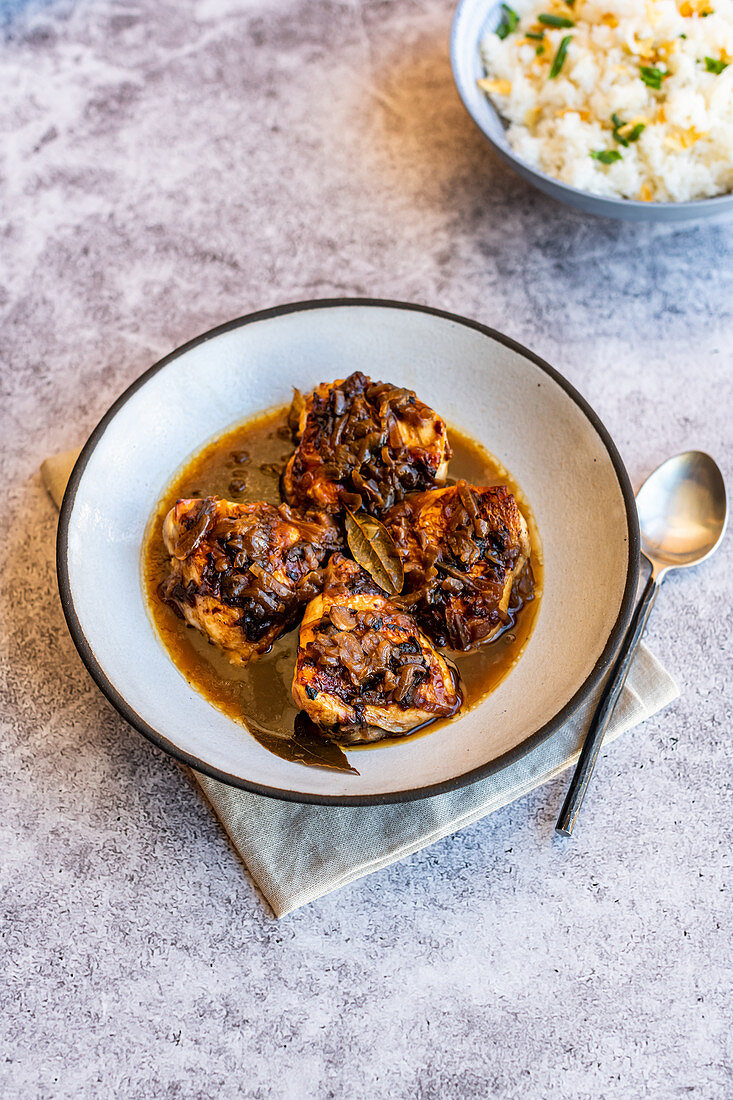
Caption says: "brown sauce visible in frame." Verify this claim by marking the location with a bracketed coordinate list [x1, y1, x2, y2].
[142, 406, 544, 753]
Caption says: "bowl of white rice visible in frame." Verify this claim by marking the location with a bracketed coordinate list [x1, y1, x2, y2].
[451, 0, 733, 219]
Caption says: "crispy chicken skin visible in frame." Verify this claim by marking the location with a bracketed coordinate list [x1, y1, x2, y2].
[384, 482, 531, 650]
[160, 497, 340, 664]
[283, 371, 451, 516]
[292, 555, 460, 742]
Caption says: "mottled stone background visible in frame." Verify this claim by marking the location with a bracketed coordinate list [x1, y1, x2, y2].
[1, 0, 731, 1097]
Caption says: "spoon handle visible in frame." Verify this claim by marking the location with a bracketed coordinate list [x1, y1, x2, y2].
[556, 569, 659, 837]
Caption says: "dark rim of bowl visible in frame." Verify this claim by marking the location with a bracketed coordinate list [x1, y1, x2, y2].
[449, 0, 733, 215]
[57, 298, 640, 805]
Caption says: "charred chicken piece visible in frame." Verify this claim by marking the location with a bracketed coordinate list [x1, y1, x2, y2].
[160, 497, 341, 664]
[384, 481, 532, 651]
[282, 371, 451, 515]
[292, 555, 460, 742]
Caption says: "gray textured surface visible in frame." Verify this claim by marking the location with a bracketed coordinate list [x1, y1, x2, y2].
[1, 1, 731, 1097]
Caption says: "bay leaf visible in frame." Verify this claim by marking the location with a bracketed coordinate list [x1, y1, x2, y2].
[344, 509, 404, 595]
[245, 713, 359, 775]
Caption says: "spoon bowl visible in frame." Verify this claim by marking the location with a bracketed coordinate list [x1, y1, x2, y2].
[636, 451, 728, 573]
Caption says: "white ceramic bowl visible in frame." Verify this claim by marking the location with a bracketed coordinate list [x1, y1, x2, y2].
[58, 300, 639, 804]
[451, 0, 733, 222]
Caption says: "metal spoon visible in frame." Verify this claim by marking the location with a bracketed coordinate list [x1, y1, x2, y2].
[556, 451, 728, 837]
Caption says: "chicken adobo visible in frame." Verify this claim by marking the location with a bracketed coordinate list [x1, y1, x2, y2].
[293, 555, 460, 741]
[282, 371, 450, 515]
[160, 497, 340, 663]
[384, 482, 531, 650]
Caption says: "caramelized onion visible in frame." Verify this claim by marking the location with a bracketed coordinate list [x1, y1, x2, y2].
[174, 498, 216, 560]
[393, 665, 418, 702]
[288, 389, 305, 438]
[239, 586, 282, 612]
[446, 607, 469, 650]
[249, 562, 293, 599]
[339, 490, 363, 510]
[329, 606, 357, 631]
[457, 479, 484, 539]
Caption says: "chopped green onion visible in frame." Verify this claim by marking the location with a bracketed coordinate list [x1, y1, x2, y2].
[591, 150, 623, 164]
[526, 30, 545, 40]
[639, 65, 668, 90]
[536, 44, 545, 55]
[496, 4, 519, 39]
[704, 56, 729, 74]
[611, 113, 645, 146]
[679, 33, 687, 39]
[538, 13, 575, 27]
[549, 34, 571, 78]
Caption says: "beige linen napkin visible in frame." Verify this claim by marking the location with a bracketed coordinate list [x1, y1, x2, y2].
[44, 450, 680, 917]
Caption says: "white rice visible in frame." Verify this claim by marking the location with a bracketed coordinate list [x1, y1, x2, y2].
[479, 0, 733, 201]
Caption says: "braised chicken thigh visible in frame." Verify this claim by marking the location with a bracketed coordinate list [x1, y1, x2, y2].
[160, 497, 340, 663]
[384, 481, 531, 650]
[292, 555, 460, 742]
[283, 371, 450, 515]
